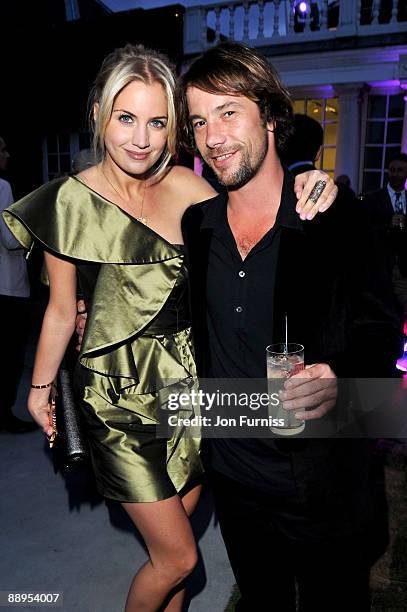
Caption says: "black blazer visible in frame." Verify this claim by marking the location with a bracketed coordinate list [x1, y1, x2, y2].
[362, 187, 394, 231]
[181, 172, 402, 554]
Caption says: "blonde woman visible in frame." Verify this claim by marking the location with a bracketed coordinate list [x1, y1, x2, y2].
[4, 44, 337, 611]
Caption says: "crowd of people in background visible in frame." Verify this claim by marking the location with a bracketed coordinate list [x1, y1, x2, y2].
[361, 153, 407, 324]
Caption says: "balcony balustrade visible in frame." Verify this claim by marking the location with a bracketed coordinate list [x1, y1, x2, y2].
[184, 0, 407, 54]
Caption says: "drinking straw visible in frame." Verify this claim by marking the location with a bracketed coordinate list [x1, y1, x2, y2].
[285, 313, 288, 355]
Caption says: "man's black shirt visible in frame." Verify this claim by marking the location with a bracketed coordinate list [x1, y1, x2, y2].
[205, 172, 303, 494]
[206, 174, 302, 378]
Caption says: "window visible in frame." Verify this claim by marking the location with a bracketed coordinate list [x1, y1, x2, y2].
[43, 132, 91, 182]
[293, 97, 338, 178]
[362, 93, 404, 193]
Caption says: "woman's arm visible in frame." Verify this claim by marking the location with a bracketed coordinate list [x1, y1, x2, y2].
[294, 170, 338, 220]
[28, 251, 77, 436]
[175, 165, 338, 217]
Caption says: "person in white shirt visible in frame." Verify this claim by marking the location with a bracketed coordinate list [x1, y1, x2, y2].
[387, 154, 407, 216]
[0, 136, 36, 433]
[387, 154, 407, 318]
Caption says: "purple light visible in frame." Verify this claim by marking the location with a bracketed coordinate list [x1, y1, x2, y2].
[397, 342, 407, 374]
[367, 80, 400, 88]
[299, 1, 308, 12]
[193, 155, 203, 177]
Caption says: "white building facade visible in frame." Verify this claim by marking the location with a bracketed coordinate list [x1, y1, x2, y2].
[184, 0, 407, 193]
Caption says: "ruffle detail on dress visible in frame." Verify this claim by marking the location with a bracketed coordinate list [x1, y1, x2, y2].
[3, 176, 187, 389]
[3, 176, 182, 264]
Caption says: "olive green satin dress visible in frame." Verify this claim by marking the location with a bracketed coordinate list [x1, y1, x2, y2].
[3, 176, 203, 502]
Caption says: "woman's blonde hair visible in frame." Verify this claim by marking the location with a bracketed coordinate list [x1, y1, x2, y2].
[90, 43, 176, 181]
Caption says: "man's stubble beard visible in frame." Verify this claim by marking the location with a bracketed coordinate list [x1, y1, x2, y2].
[208, 128, 269, 191]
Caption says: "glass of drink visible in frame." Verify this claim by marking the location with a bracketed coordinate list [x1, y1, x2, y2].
[266, 343, 305, 436]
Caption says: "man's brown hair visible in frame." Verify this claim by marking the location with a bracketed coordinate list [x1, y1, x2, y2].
[177, 42, 294, 156]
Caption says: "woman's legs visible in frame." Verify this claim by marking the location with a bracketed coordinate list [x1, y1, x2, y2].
[123, 484, 201, 612]
[161, 485, 201, 612]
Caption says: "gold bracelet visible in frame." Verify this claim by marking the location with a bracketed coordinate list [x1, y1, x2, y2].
[31, 381, 55, 389]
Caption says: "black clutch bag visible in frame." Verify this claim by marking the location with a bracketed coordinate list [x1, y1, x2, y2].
[49, 365, 90, 472]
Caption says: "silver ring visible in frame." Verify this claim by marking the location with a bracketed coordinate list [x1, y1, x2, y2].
[307, 180, 326, 204]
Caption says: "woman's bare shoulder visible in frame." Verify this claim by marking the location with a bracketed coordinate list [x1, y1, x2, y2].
[166, 165, 217, 205]
[75, 165, 99, 186]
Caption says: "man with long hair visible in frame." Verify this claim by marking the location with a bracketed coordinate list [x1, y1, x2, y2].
[178, 42, 401, 611]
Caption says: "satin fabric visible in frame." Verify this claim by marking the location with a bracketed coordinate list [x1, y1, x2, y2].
[3, 176, 203, 502]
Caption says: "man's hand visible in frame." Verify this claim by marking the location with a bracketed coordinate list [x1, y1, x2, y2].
[279, 363, 337, 421]
[75, 299, 87, 352]
[294, 170, 338, 220]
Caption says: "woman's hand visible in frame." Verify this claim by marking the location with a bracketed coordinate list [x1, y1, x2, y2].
[27, 388, 54, 437]
[294, 170, 338, 220]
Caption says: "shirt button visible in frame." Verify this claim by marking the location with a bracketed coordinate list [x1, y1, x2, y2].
[239, 270, 245, 278]
[236, 306, 243, 313]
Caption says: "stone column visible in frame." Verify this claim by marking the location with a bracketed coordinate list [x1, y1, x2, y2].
[184, 7, 206, 55]
[401, 93, 407, 154]
[399, 55, 407, 153]
[334, 84, 364, 193]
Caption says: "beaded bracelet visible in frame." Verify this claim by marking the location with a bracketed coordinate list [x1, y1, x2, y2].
[31, 381, 54, 389]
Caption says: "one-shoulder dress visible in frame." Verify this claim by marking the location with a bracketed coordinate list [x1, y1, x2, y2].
[3, 176, 203, 502]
